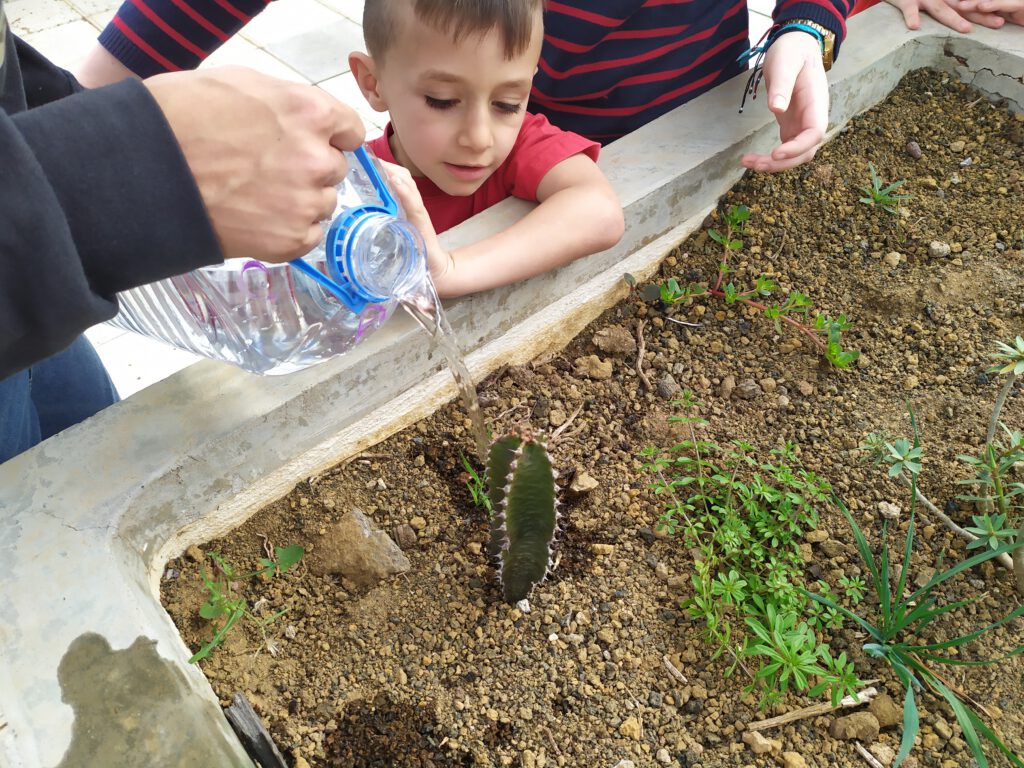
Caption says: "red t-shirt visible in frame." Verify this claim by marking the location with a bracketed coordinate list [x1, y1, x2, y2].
[367, 112, 600, 234]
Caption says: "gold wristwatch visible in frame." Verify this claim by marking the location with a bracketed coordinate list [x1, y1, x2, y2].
[784, 19, 835, 71]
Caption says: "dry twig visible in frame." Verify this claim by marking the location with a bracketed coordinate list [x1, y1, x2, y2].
[550, 403, 584, 443]
[662, 654, 689, 685]
[854, 741, 884, 768]
[635, 319, 652, 392]
[747, 687, 878, 731]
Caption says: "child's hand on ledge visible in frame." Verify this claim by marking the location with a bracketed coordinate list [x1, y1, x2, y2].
[380, 161, 454, 294]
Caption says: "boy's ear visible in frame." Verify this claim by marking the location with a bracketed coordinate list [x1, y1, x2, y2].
[348, 52, 388, 113]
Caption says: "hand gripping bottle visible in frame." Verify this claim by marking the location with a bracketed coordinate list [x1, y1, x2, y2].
[109, 147, 430, 375]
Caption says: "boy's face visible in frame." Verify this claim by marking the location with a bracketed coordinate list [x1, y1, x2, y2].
[353, 5, 543, 197]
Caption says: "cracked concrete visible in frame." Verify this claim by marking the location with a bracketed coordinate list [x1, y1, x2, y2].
[0, 11, 1021, 768]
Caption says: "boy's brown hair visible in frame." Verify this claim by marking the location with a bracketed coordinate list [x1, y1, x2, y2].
[363, 0, 543, 61]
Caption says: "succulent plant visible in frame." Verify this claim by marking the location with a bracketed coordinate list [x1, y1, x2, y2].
[486, 429, 558, 603]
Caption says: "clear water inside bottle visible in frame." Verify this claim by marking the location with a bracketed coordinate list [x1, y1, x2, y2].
[108, 148, 426, 376]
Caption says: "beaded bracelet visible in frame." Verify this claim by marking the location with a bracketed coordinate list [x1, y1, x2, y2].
[736, 21, 826, 113]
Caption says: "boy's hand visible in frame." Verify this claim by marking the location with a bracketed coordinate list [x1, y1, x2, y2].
[380, 162, 454, 287]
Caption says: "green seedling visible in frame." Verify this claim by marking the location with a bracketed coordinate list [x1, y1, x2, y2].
[809, 409, 1024, 768]
[858, 162, 912, 214]
[190, 545, 304, 663]
[486, 429, 558, 603]
[643, 391, 863, 708]
[460, 450, 493, 514]
[645, 204, 859, 368]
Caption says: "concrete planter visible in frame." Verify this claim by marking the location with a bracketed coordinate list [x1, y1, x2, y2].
[1, 11, 1021, 767]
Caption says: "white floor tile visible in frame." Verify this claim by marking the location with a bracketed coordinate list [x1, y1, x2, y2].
[748, 0, 776, 18]
[238, 0, 343, 47]
[317, 72, 387, 135]
[316, 0, 362, 24]
[21, 19, 101, 71]
[92, 328, 200, 398]
[263, 16, 363, 83]
[203, 35, 310, 82]
[65, 0, 119, 20]
[7, 0, 82, 36]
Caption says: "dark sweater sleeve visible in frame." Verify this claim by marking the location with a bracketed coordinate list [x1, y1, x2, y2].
[774, 0, 855, 56]
[98, 0, 274, 78]
[0, 77, 222, 378]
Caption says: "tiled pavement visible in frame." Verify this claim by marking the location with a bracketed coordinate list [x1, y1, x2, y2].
[8, 0, 775, 396]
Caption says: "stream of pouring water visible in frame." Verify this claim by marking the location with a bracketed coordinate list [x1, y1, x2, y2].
[400, 282, 490, 464]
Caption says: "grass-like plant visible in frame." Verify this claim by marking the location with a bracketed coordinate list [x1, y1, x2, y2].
[190, 544, 304, 663]
[640, 203, 859, 368]
[806, 412, 1024, 768]
[643, 391, 862, 707]
[858, 162, 912, 214]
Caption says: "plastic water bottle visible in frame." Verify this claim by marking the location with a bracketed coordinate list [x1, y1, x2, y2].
[109, 146, 429, 375]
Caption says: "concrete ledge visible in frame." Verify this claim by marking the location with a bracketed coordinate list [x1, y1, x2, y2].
[1, 11, 1022, 767]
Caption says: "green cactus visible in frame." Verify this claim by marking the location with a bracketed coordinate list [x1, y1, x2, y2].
[486, 430, 558, 603]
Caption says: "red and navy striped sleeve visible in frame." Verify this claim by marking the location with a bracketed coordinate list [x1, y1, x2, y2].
[530, 0, 853, 144]
[98, 0, 274, 78]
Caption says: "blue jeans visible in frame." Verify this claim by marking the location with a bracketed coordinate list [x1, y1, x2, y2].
[0, 335, 119, 464]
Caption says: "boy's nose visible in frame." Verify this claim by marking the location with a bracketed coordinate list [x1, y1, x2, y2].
[458, 106, 494, 152]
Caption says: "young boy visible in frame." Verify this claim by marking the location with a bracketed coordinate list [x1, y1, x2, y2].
[348, 0, 625, 299]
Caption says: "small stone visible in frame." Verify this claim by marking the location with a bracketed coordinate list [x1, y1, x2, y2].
[657, 374, 681, 400]
[185, 545, 205, 563]
[805, 529, 829, 544]
[720, 375, 736, 400]
[915, 566, 936, 588]
[591, 543, 615, 556]
[782, 753, 808, 768]
[619, 715, 642, 740]
[870, 743, 897, 767]
[905, 140, 922, 159]
[573, 355, 613, 380]
[950, 139, 966, 153]
[611, 762, 636, 768]
[569, 471, 599, 496]
[883, 251, 902, 268]
[830, 712, 880, 742]
[656, 748, 672, 764]
[903, 375, 919, 390]
[742, 731, 776, 754]
[933, 717, 954, 740]
[878, 501, 901, 520]
[736, 378, 762, 400]
[928, 240, 952, 258]
[548, 409, 567, 427]
[592, 325, 637, 355]
[797, 380, 814, 396]
[409, 516, 428, 532]
[920, 176, 938, 190]
[868, 694, 902, 728]
[393, 523, 418, 549]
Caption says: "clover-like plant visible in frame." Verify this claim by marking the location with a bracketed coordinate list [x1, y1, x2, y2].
[486, 429, 559, 603]
[190, 544, 304, 663]
[643, 203, 859, 368]
[858, 162, 912, 214]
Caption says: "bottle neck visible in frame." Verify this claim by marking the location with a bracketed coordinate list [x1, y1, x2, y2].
[340, 213, 428, 304]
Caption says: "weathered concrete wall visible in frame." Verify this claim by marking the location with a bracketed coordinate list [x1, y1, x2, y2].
[1, 12, 1021, 767]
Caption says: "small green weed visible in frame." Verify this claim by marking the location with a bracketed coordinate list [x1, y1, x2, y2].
[809, 410, 1024, 768]
[858, 162, 913, 214]
[460, 450, 493, 513]
[642, 204, 859, 368]
[642, 391, 862, 707]
[190, 544, 304, 663]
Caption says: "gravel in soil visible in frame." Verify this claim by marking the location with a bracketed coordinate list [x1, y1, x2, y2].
[162, 68, 1024, 768]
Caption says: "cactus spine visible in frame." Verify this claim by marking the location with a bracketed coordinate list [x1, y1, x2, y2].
[486, 430, 558, 603]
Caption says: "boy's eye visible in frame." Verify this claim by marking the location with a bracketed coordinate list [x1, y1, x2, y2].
[494, 101, 522, 115]
[425, 96, 457, 110]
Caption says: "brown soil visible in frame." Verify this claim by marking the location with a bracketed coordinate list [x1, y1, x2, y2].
[162, 68, 1024, 768]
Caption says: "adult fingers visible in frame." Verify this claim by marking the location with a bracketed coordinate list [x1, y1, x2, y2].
[922, 0, 974, 30]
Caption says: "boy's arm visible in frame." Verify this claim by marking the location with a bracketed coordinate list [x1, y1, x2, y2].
[391, 156, 624, 299]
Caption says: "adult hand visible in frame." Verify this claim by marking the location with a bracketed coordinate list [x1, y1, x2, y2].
[740, 31, 828, 173]
[145, 66, 365, 262]
[883, 0, 1008, 31]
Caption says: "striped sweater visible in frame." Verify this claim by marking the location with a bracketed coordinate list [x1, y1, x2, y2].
[99, 0, 853, 142]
